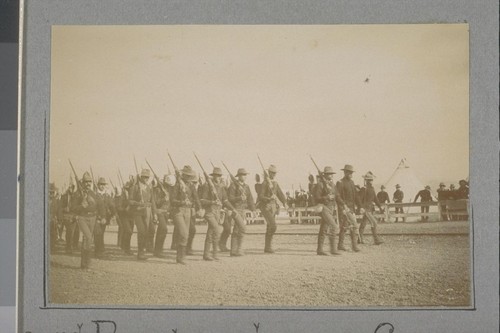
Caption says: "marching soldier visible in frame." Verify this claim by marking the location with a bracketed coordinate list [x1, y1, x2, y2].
[257, 165, 287, 253]
[170, 165, 201, 264]
[94, 177, 116, 258]
[199, 167, 236, 261]
[151, 175, 173, 258]
[335, 164, 361, 252]
[49, 183, 61, 253]
[116, 181, 135, 255]
[313, 166, 342, 256]
[227, 168, 256, 257]
[358, 172, 384, 245]
[128, 169, 158, 260]
[71, 172, 105, 269]
[393, 184, 405, 222]
[60, 183, 80, 254]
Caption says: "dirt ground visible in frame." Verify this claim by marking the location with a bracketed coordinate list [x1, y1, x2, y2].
[49, 221, 471, 308]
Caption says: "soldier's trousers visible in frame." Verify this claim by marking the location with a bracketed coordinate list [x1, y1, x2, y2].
[338, 204, 357, 237]
[420, 203, 430, 221]
[219, 213, 233, 248]
[76, 216, 96, 251]
[319, 206, 339, 235]
[119, 212, 134, 251]
[94, 223, 107, 254]
[205, 211, 221, 252]
[187, 213, 196, 250]
[154, 213, 168, 253]
[231, 209, 247, 247]
[261, 204, 278, 236]
[134, 211, 153, 254]
[172, 207, 192, 246]
[63, 215, 80, 252]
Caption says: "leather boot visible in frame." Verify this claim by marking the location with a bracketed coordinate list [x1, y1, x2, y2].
[264, 234, 275, 253]
[230, 234, 240, 256]
[350, 229, 360, 252]
[186, 234, 195, 255]
[176, 245, 187, 264]
[317, 234, 328, 255]
[80, 250, 87, 269]
[212, 241, 219, 260]
[137, 235, 148, 260]
[358, 224, 365, 244]
[372, 226, 384, 245]
[337, 229, 347, 251]
[236, 235, 244, 256]
[153, 233, 167, 258]
[203, 237, 213, 261]
[329, 235, 341, 255]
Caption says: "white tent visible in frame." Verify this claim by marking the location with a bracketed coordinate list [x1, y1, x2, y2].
[384, 158, 437, 220]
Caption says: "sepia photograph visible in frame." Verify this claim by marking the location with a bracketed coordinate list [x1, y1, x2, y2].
[47, 24, 470, 308]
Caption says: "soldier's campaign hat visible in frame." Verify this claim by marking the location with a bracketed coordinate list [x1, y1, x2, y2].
[425, 185, 431, 190]
[140, 169, 151, 178]
[181, 165, 197, 180]
[210, 167, 223, 176]
[439, 182, 445, 187]
[323, 166, 336, 174]
[459, 179, 467, 185]
[381, 185, 386, 189]
[268, 165, 278, 173]
[341, 164, 355, 173]
[236, 168, 249, 176]
[82, 172, 92, 182]
[97, 177, 107, 185]
[362, 172, 374, 180]
[49, 183, 57, 192]
[164, 174, 176, 186]
[395, 184, 401, 188]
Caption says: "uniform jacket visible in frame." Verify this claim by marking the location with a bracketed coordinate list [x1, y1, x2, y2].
[257, 178, 286, 209]
[376, 190, 390, 204]
[393, 189, 404, 203]
[128, 181, 157, 216]
[153, 184, 171, 213]
[228, 181, 255, 211]
[358, 184, 382, 211]
[169, 180, 201, 210]
[96, 190, 116, 221]
[70, 188, 105, 218]
[414, 189, 433, 202]
[199, 181, 234, 214]
[336, 177, 360, 210]
[313, 180, 341, 209]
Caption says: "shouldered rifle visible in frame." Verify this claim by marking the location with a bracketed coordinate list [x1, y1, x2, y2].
[194, 152, 220, 204]
[145, 159, 169, 197]
[257, 154, 275, 194]
[167, 151, 189, 201]
[309, 155, 335, 198]
[89, 166, 98, 191]
[109, 178, 118, 195]
[133, 155, 144, 203]
[68, 159, 83, 196]
[221, 161, 246, 199]
[210, 160, 215, 168]
[118, 168, 125, 187]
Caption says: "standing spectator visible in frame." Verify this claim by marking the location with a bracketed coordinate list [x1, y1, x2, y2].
[376, 185, 390, 223]
[414, 185, 433, 222]
[437, 182, 449, 221]
[393, 184, 405, 223]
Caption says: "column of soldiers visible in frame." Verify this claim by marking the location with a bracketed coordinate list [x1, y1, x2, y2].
[49, 159, 394, 269]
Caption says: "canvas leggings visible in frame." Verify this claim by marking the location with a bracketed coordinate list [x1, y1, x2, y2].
[119, 212, 134, 250]
[261, 203, 278, 236]
[319, 205, 339, 236]
[76, 215, 96, 251]
[134, 207, 152, 253]
[205, 210, 221, 251]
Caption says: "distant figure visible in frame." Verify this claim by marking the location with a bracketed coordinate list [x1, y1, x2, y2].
[393, 184, 405, 223]
[414, 185, 433, 222]
[336, 164, 361, 253]
[456, 180, 469, 199]
[437, 182, 449, 221]
[358, 172, 384, 245]
[376, 185, 390, 222]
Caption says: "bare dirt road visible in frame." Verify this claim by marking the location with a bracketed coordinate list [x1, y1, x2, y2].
[49, 221, 471, 308]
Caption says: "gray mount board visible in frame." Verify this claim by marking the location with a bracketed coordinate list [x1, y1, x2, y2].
[19, 1, 498, 333]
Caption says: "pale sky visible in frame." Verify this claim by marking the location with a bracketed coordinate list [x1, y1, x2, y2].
[50, 24, 469, 193]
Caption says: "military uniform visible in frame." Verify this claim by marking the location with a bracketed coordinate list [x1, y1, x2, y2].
[94, 178, 116, 257]
[358, 173, 384, 245]
[152, 176, 174, 258]
[393, 186, 405, 222]
[128, 169, 157, 260]
[199, 167, 235, 261]
[257, 165, 286, 253]
[227, 169, 255, 256]
[116, 183, 135, 255]
[60, 186, 80, 254]
[313, 167, 342, 256]
[335, 164, 361, 252]
[170, 166, 201, 264]
[71, 172, 106, 269]
[414, 186, 433, 221]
